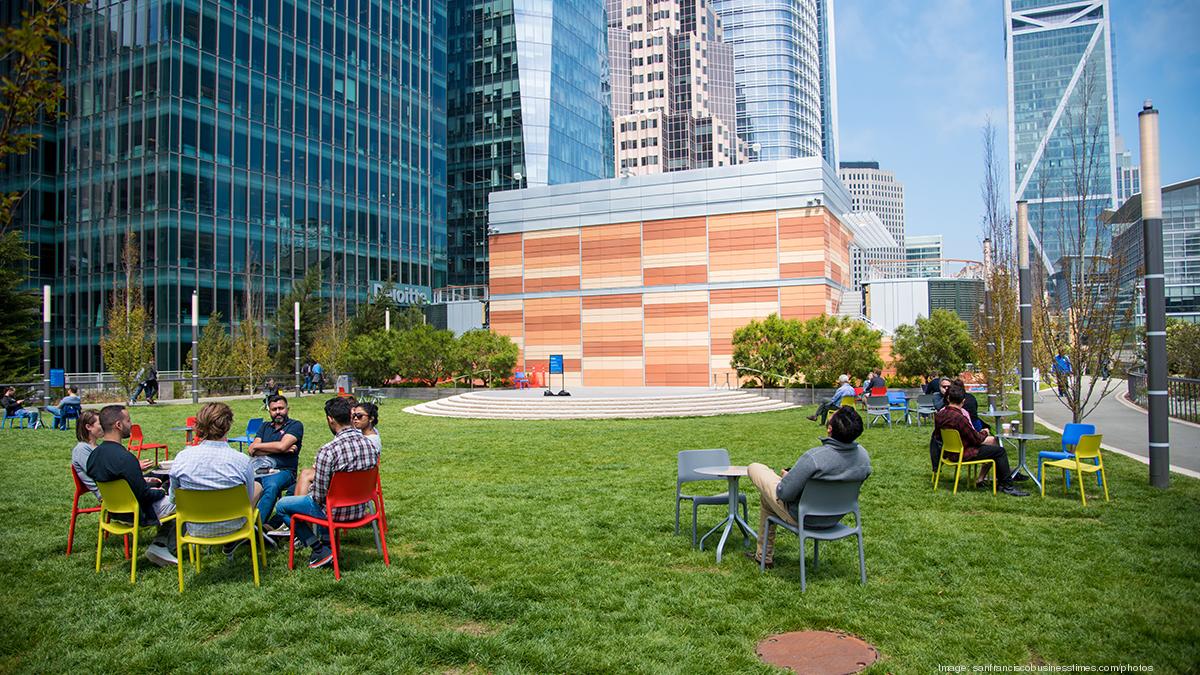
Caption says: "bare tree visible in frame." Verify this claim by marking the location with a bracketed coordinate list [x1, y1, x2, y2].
[1029, 61, 1133, 423]
[977, 118, 1021, 406]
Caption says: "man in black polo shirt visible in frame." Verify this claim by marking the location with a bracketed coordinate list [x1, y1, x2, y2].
[85, 405, 178, 566]
[250, 394, 304, 534]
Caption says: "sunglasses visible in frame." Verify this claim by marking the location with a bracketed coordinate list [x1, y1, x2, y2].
[352, 413, 367, 420]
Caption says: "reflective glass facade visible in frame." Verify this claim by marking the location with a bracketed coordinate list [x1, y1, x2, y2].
[32, 0, 447, 371]
[710, 0, 837, 165]
[1113, 179, 1200, 325]
[1006, 0, 1117, 267]
[447, 0, 612, 287]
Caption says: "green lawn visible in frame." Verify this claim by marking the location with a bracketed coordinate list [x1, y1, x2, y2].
[1, 397, 1197, 673]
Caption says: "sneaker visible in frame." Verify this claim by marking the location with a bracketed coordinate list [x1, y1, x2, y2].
[308, 543, 334, 569]
[145, 543, 179, 567]
[806, 414, 819, 422]
[264, 524, 291, 540]
[1000, 484, 1030, 497]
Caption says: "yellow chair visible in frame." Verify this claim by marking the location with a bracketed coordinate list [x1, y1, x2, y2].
[95, 479, 176, 584]
[840, 395, 857, 408]
[933, 428, 997, 495]
[173, 485, 265, 592]
[1041, 434, 1109, 505]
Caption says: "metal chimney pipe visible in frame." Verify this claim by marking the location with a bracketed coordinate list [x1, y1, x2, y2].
[1139, 100, 1170, 488]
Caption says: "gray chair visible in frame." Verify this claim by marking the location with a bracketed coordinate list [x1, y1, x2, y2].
[864, 395, 891, 428]
[676, 449, 748, 547]
[760, 479, 866, 592]
[915, 394, 938, 426]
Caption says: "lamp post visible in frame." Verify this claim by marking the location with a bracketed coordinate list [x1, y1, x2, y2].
[42, 285, 50, 408]
[983, 238, 996, 412]
[1139, 100, 1170, 488]
[294, 301, 301, 396]
[1017, 202, 1035, 438]
[191, 290, 199, 404]
[385, 307, 390, 332]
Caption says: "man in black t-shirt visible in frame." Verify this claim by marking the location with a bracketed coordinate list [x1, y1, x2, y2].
[250, 394, 305, 532]
[85, 405, 178, 566]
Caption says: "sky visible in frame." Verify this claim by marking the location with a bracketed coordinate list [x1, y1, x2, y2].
[835, 0, 1200, 261]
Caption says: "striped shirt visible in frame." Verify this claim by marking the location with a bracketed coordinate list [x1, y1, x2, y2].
[311, 426, 380, 522]
[169, 440, 256, 537]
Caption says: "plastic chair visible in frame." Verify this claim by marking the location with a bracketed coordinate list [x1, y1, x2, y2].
[887, 391, 911, 425]
[173, 485, 265, 592]
[676, 449, 748, 547]
[1041, 434, 1109, 505]
[1038, 423, 1098, 488]
[513, 371, 530, 389]
[933, 428, 997, 495]
[94, 479, 176, 583]
[54, 403, 83, 430]
[128, 424, 170, 464]
[229, 418, 264, 452]
[67, 464, 130, 557]
[864, 396, 891, 428]
[839, 395, 856, 408]
[759, 479, 867, 592]
[915, 394, 938, 426]
[287, 467, 389, 580]
[2, 413, 29, 429]
[869, 387, 887, 397]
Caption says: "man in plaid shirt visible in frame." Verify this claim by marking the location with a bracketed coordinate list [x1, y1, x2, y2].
[274, 397, 380, 569]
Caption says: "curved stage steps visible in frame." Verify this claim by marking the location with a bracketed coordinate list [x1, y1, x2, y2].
[404, 389, 796, 420]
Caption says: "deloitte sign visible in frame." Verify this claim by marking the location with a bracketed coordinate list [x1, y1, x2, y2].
[370, 282, 431, 306]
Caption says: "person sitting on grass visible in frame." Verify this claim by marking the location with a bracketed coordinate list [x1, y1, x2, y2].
[807, 374, 856, 425]
[47, 386, 82, 429]
[85, 405, 178, 566]
[1, 386, 42, 428]
[273, 397, 380, 569]
[169, 402, 263, 557]
[746, 407, 873, 569]
[71, 410, 105, 500]
[931, 384, 1028, 497]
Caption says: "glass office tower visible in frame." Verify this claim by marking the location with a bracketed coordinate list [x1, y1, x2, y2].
[42, 0, 446, 371]
[710, 0, 838, 165]
[1005, 0, 1117, 269]
[447, 0, 612, 287]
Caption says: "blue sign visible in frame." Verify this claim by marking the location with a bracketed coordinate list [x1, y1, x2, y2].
[549, 354, 564, 375]
[50, 369, 65, 387]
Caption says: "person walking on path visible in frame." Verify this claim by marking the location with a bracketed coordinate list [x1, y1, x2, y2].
[1053, 352, 1072, 398]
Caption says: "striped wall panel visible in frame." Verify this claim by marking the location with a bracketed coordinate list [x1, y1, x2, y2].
[581, 222, 641, 290]
[644, 290, 709, 386]
[524, 296, 583, 388]
[489, 299, 525, 367]
[489, 233, 524, 295]
[708, 211, 778, 283]
[643, 217, 707, 287]
[709, 287, 782, 380]
[524, 228, 580, 293]
[582, 294, 643, 386]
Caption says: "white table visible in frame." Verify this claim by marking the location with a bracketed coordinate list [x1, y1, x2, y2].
[695, 465, 758, 562]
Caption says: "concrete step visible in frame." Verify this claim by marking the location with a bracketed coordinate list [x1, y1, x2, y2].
[404, 390, 796, 420]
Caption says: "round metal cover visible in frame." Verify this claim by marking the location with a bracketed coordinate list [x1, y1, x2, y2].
[756, 630, 879, 674]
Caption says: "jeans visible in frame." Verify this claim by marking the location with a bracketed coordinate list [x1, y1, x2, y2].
[274, 495, 326, 547]
[303, 375, 312, 392]
[813, 400, 841, 424]
[9, 409, 41, 427]
[256, 468, 296, 527]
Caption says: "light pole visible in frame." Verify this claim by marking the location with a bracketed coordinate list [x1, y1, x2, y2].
[1017, 202, 1035, 439]
[191, 290, 199, 404]
[385, 307, 391, 332]
[983, 238, 996, 412]
[1139, 100, 1170, 488]
[42, 285, 50, 408]
[294, 301, 301, 396]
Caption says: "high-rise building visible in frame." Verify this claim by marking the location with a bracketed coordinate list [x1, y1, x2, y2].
[711, 0, 838, 165]
[607, 0, 746, 176]
[1005, 0, 1118, 269]
[447, 0, 613, 287]
[1117, 145, 1141, 203]
[10, 0, 446, 371]
[838, 161, 905, 288]
[1111, 177, 1200, 325]
[906, 235, 944, 278]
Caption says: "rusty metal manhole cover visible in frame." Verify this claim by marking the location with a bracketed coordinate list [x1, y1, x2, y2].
[756, 630, 879, 674]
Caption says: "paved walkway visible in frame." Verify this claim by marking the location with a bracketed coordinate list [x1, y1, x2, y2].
[1034, 379, 1200, 478]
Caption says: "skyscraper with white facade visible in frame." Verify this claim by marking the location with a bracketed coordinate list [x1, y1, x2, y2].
[1005, 0, 1118, 269]
[839, 161, 905, 288]
[906, 235, 944, 278]
[711, 0, 838, 165]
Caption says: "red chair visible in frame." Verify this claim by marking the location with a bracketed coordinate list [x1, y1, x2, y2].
[67, 465, 127, 558]
[185, 416, 200, 446]
[287, 467, 389, 580]
[128, 424, 170, 464]
[870, 387, 887, 397]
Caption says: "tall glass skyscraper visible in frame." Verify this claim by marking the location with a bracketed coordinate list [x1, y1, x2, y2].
[710, 0, 838, 165]
[1005, 0, 1118, 269]
[13, 0, 446, 371]
[447, 0, 613, 287]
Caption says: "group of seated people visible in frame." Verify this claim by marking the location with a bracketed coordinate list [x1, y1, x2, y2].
[71, 393, 384, 571]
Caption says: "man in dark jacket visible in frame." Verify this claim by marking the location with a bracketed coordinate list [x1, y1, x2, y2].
[746, 407, 872, 568]
[931, 385, 1027, 496]
[951, 378, 989, 432]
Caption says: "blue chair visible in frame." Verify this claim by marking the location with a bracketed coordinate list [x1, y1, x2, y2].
[2, 413, 29, 429]
[54, 403, 83, 430]
[229, 418, 264, 452]
[758, 479, 867, 592]
[1038, 423, 1100, 488]
[887, 391, 911, 425]
[676, 449, 748, 548]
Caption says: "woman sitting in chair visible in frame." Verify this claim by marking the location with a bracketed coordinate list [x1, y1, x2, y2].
[932, 385, 1026, 497]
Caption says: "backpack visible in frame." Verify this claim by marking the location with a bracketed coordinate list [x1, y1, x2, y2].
[146, 366, 157, 381]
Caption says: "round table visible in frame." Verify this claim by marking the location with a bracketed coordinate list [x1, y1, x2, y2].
[982, 409, 1018, 431]
[694, 465, 758, 563]
[170, 425, 195, 446]
[997, 432, 1050, 487]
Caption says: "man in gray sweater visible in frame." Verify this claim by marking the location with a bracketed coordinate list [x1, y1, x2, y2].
[746, 407, 872, 568]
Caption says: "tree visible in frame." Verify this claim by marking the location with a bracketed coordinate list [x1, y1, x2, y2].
[730, 314, 883, 387]
[803, 315, 884, 387]
[1166, 320, 1200, 379]
[348, 284, 399, 338]
[394, 324, 455, 386]
[341, 330, 402, 387]
[272, 266, 325, 371]
[100, 234, 152, 397]
[185, 312, 233, 391]
[0, 232, 38, 381]
[730, 314, 801, 387]
[1028, 61, 1133, 423]
[310, 312, 349, 382]
[455, 329, 519, 386]
[232, 316, 272, 392]
[892, 309, 974, 380]
[976, 118, 1022, 405]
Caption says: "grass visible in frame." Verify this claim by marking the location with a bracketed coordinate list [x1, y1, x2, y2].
[1, 396, 1198, 674]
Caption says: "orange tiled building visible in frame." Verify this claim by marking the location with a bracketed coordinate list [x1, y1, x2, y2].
[487, 159, 889, 387]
